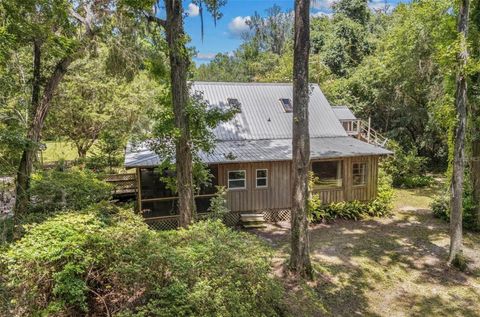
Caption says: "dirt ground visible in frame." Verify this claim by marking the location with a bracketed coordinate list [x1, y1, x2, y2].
[253, 186, 480, 317]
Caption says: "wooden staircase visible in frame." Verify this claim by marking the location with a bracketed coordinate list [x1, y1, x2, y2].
[352, 119, 389, 148]
[240, 213, 267, 229]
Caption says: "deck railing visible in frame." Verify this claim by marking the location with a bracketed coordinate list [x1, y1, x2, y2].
[104, 173, 137, 196]
[351, 119, 389, 148]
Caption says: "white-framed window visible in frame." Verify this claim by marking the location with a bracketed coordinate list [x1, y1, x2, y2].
[311, 160, 343, 188]
[228, 170, 246, 189]
[353, 162, 367, 186]
[256, 169, 268, 188]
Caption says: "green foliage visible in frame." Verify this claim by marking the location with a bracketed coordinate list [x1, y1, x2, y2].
[28, 169, 112, 213]
[208, 185, 229, 219]
[46, 49, 158, 159]
[310, 169, 394, 222]
[325, 0, 456, 166]
[431, 181, 480, 231]
[150, 85, 239, 194]
[431, 193, 449, 221]
[383, 140, 433, 188]
[2, 206, 283, 316]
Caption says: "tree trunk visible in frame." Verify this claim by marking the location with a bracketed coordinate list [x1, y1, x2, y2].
[14, 40, 42, 218]
[77, 147, 88, 159]
[165, 0, 195, 228]
[448, 0, 469, 266]
[289, 0, 313, 279]
[472, 138, 480, 229]
[14, 55, 75, 218]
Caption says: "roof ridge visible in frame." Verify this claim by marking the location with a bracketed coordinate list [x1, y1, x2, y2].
[191, 81, 320, 87]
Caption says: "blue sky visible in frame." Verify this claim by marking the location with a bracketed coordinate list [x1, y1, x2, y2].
[183, 0, 409, 65]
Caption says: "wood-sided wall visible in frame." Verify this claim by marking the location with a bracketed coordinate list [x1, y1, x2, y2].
[217, 155, 380, 212]
[216, 161, 292, 212]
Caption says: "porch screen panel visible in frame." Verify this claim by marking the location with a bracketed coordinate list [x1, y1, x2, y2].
[311, 161, 343, 188]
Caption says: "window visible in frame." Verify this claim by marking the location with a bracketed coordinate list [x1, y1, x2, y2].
[311, 161, 342, 188]
[256, 169, 268, 188]
[353, 162, 367, 186]
[228, 170, 246, 189]
[279, 98, 293, 113]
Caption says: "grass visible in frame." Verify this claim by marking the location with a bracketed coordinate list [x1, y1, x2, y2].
[42, 141, 79, 163]
[254, 180, 480, 317]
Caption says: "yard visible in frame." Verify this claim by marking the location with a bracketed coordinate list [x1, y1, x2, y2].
[255, 184, 480, 317]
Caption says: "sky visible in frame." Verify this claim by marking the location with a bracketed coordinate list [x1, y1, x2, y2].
[183, 0, 410, 65]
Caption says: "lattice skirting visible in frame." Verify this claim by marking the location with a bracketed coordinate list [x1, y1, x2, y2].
[145, 211, 242, 231]
[145, 216, 179, 231]
[262, 209, 291, 222]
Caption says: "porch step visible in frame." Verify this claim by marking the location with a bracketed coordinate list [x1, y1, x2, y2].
[241, 213, 266, 229]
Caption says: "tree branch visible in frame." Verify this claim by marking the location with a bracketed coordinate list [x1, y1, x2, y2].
[143, 11, 167, 29]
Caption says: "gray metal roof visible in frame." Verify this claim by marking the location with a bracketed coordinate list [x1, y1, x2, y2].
[125, 137, 392, 168]
[191, 82, 348, 140]
[332, 106, 357, 121]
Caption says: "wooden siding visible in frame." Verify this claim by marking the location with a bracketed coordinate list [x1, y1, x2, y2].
[217, 161, 292, 212]
[136, 155, 381, 214]
[216, 156, 379, 212]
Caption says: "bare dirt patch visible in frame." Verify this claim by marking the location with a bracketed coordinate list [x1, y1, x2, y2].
[252, 187, 480, 317]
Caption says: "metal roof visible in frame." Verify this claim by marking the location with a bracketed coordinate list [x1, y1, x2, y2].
[191, 82, 348, 140]
[332, 106, 357, 121]
[125, 137, 392, 168]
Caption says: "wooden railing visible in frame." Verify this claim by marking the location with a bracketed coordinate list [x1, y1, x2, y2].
[104, 173, 137, 196]
[351, 119, 388, 148]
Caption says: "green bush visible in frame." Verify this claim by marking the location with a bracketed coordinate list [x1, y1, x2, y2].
[383, 141, 433, 188]
[431, 186, 479, 231]
[1, 204, 283, 316]
[431, 193, 449, 221]
[28, 168, 112, 213]
[310, 169, 394, 222]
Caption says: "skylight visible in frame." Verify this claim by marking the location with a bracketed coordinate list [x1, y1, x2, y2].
[279, 98, 293, 113]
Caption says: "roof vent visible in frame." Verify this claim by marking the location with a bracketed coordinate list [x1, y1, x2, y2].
[279, 98, 293, 113]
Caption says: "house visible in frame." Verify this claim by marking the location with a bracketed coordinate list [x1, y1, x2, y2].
[124, 82, 391, 228]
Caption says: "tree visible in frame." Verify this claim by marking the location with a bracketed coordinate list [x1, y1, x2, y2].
[128, 0, 227, 228]
[324, 0, 456, 167]
[469, 0, 480, 229]
[47, 52, 157, 159]
[332, 0, 370, 25]
[448, 0, 470, 266]
[6, 0, 110, 219]
[246, 5, 293, 55]
[289, 0, 313, 279]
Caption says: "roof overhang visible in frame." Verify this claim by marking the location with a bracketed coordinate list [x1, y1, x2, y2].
[125, 137, 392, 168]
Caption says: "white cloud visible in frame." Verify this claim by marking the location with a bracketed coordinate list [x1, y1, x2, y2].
[186, 3, 199, 17]
[227, 16, 251, 38]
[196, 52, 217, 60]
[368, 0, 397, 12]
[311, 11, 333, 19]
[311, 0, 336, 9]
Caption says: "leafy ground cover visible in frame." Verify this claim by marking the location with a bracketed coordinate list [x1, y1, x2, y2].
[254, 180, 480, 317]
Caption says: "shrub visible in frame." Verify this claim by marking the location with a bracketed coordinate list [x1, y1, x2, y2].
[310, 169, 394, 222]
[431, 193, 449, 221]
[208, 185, 229, 219]
[28, 168, 112, 213]
[1, 204, 283, 316]
[383, 140, 433, 188]
[431, 185, 479, 231]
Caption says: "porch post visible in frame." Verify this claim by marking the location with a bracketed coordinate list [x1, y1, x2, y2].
[136, 168, 142, 213]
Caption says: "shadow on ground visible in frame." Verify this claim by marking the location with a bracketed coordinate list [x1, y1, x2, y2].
[253, 208, 480, 317]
